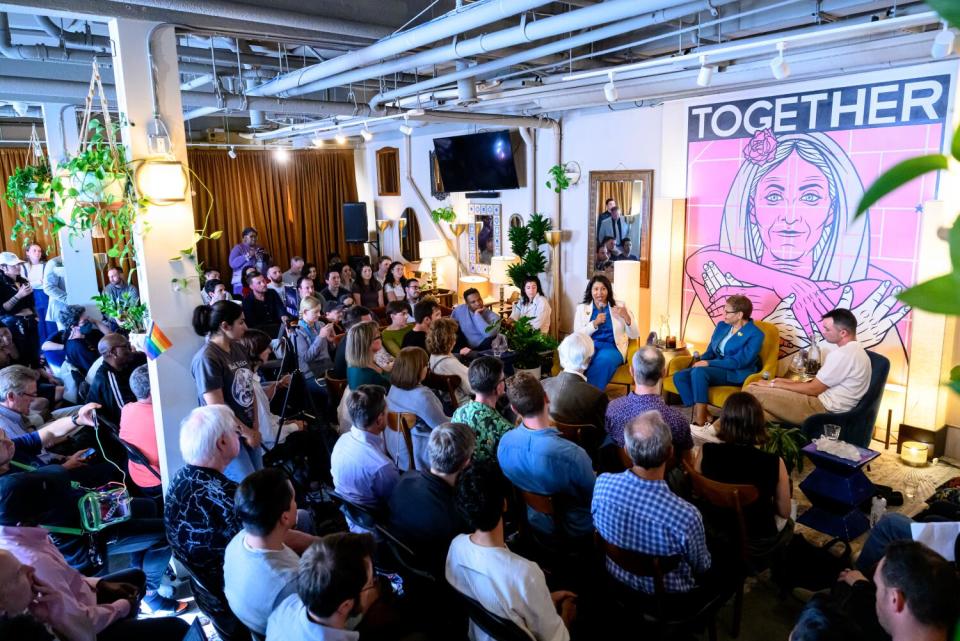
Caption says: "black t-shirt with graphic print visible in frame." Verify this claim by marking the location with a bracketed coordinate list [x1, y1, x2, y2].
[191, 340, 256, 428]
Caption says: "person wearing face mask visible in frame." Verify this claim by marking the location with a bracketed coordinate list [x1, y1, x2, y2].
[573, 275, 638, 391]
[52, 305, 110, 375]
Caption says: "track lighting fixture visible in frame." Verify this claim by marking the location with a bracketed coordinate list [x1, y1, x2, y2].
[335, 125, 347, 145]
[227, 146, 237, 159]
[361, 124, 373, 142]
[399, 116, 413, 136]
[273, 147, 288, 162]
[311, 136, 324, 148]
[603, 71, 618, 102]
[696, 56, 715, 87]
[770, 41, 790, 80]
[931, 21, 955, 59]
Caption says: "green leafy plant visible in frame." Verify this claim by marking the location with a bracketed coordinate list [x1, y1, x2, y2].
[506, 212, 551, 290]
[430, 205, 456, 224]
[762, 424, 809, 474]
[853, 0, 960, 396]
[545, 163, 570, 193]
[491, 316, 558, 370]
[92, 290, 148, 333]
[5, 163, 57, 250]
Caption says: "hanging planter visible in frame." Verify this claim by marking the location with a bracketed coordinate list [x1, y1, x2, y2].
[5, 126, 57, 250]
[68, 170, 126, 210]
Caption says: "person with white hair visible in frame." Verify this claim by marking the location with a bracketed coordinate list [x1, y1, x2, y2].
[541, 332, 608, 433]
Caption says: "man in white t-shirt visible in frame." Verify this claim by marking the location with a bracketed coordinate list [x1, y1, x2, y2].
[747, 308, 871, 427]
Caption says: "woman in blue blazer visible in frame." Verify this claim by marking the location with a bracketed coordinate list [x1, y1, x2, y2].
[673, 295, 763, 425]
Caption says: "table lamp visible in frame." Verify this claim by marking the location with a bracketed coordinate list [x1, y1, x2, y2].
[418, 239, 447, 296]
[488, 255, 519, 314]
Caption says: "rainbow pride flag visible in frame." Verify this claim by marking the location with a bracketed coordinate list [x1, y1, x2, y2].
[144, 321, 173, 360]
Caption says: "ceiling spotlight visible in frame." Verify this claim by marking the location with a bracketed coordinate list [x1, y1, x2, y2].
[407, 108, 425, 117]
[770, 42, 790, 80]
[227, 145, 237, 159]
[931, 21, 955, 59]
[273, 147, 288, 162]
[311, 136, 324, 148]
[335, 126, 347, 145]
[360, 125, 373, 142]
[399, 116, 413, 136]
[696, 56, 715, 87]
[603, 71, 618, 102]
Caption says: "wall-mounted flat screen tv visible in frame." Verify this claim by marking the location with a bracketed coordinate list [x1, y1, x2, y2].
[432, 130, 521, 192]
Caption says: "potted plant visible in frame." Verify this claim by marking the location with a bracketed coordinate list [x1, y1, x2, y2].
[506, 212, 551, 290]
[430, 204, 456, 224]
[6, 163, 53, 204]
[61, 119, 129, 210]
[493, 316, 558, 379]
[92, 290, 149, 346]
[762, 424, 809, 474]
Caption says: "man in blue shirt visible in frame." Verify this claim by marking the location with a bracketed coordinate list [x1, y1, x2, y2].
[497, 373, 595, 540]
[593, 410, 710, 595]
[450, 288, 499, 351]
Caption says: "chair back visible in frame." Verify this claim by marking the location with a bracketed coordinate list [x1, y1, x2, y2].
[325, 372, 348, 405]
[329, 489, 379, 530]
[752, 320, 781, 379]
[596, 532, 681, 600]
[119, 437, 162, 485]
[518, 488, 555, 516]
[424, 370, 462, 407]
[453, 589, 533, 641]
[385, 411, 417, 470]
[552, 420, 593, 446]
[685, 462, 759, 563]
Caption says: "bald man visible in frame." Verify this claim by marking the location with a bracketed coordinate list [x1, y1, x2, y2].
[86, 333, 146, 425]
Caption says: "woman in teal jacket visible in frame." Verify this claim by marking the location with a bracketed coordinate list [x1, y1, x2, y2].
[673, 294, 763, 425]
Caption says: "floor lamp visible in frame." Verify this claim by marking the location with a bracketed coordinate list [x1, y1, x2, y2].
[545, 230, 563, 339]
[419, 239, 447, 297]
[448, 221, 468, 295]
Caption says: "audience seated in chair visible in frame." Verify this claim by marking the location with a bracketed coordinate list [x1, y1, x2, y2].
[386, 422, 474, 579]
[541, 332, 608, 434]
[605, 346, 693, 469]
[266, 533, 379, 641]
[386, 347, 450, 470]
[452, 356, 514, 462]
[292, 295, 336, 407]
[498, 373, 595, 540]
[446, 461, 577, 641]
[330, 385, 400, 532]
[241, 271, 290, 335]
[118, 363, 162, 493]
[381, 300, 413, 356]
[670, 294, 764, 426]
[426, 317, 473, 406]
[450, 288, 500, 352]
[697, 392, 794, 562]
[50, 304, 108, 376]
[87, 333, 146, 427]
[318, 266, 354, 307]
[592, 410, 713, 597]
[790, 595, 867, 641]
[224, 468, 317, 638]
[332, 305, 373, 379]
[401, 298, 440, 352]
[747, 307, 871, 427]
[345, 321, 391, 392]
[572, 275, 639, 391]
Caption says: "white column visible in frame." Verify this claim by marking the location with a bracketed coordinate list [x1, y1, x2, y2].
[41, 104, 100, 310]
[108, 19, 202, 488]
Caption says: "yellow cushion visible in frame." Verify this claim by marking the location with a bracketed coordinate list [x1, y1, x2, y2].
[608, 340, 640, 387]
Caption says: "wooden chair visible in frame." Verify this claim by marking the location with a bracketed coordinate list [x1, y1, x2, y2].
[385, 411, 417, 471]
[554, 419, 605, 461]
[423, 370, 463, 408]
[596, 533, 722, 641]
[330, 332, 346, 347]
[684, 461, 760, 638]
[325, 372, 348, 406]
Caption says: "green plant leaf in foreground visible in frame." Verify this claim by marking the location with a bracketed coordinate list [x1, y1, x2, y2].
[897, 273, 960, 315]
[953, 122, 960, 162]
[949, 213, 960, 270]
[927, 0, 960, 31]
[856, 154, 949, 217]
[950, 365, 960, 396]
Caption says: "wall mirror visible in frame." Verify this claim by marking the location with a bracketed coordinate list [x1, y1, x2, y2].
[508, 213, 523, 229]
[467, 202, 501, 274]
[587, 170, 654, 287]
[376, 147, 400, 196]
[399, 206, 421, 261]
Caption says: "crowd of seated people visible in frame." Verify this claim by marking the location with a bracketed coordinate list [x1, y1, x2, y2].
[2, 228, 957, 641]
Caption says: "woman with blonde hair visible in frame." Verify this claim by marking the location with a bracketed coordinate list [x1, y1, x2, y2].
[346, 320, 390, 391]
[386, 346, 450, 470]
[426, 317, 472, 406]
[293, 295, 336, 405]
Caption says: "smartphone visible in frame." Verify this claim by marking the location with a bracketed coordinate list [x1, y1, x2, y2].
[80, 447, 97, 460]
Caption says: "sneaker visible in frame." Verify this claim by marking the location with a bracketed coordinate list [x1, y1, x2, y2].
[141, 593, 191, 616]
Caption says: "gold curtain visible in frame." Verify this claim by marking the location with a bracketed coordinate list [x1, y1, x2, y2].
[598, 180, 634, 215]
[0, 147, 61, 255]
[188, 148, 361, 276]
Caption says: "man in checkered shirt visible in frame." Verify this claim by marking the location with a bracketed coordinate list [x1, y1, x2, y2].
[592, 409, 711, 594]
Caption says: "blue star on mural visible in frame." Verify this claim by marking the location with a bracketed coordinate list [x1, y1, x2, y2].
[915, 203, 924, 213]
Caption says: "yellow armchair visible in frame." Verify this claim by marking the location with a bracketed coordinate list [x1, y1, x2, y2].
[662, 321, 780, 409]
[608, 339, 641, 393]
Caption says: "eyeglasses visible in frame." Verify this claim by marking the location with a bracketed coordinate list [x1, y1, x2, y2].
[723, 309, 738, 315]
[18, 391, 38, 399]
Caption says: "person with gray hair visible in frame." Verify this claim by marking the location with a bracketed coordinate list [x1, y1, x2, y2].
[330, 385, 400, 532]
[387, 422, 475, 576]
[604, 345, 693, 467]
[593, 410, 712, 596]
[118, 364, 162, 491]
[542, 332, 608, 434]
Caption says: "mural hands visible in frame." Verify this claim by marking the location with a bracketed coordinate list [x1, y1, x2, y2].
[836, 281, 911, 350]
[770, 275, 840, 340]
[762, 294, 809, 355]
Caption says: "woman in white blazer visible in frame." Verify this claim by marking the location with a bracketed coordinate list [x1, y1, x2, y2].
[573, 274, 638, 389]
[509, 275, 552, 334]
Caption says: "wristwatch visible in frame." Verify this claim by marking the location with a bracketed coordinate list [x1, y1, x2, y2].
[71, 413, 82, 428]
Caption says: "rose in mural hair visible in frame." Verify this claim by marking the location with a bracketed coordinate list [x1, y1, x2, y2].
[744, 129, 778, 165]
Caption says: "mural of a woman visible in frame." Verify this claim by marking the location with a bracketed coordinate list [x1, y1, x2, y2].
[683, 130, 910, 359]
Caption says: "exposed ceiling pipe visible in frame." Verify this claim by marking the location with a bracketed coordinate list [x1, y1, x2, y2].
[0, 13, 95, 61]
[33, 16, 111, 52]
[274, 0, 712, 101]
[0, 104, 42, 117]
[101, 0, 391, 41]
[245, 0, 553, 99]
[368, 0, 736, 109]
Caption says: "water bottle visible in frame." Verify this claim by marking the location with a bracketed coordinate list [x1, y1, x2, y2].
[869, 496, 887, 527]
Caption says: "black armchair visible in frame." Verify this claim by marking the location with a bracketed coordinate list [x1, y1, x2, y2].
[801, 351, 890, 447]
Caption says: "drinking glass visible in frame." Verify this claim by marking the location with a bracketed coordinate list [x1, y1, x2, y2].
[491, 334, 508, 358]
[823, 424, 841, 441]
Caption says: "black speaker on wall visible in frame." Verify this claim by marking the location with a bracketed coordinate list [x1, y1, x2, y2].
[343, 202, 369, 242]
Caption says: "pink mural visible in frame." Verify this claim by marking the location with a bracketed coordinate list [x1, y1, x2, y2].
[682, 75, 949, 384]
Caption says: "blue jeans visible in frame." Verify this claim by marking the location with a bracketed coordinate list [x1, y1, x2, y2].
[856, 512, 913, 572]
[585, 344, 623, 390]
[672, 365, 744, 405]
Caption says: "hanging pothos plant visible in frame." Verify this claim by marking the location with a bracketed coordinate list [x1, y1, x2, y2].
[430, 204, 456, 224]
[5, 126, 58, 252]
[506, 212, 551, 290]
